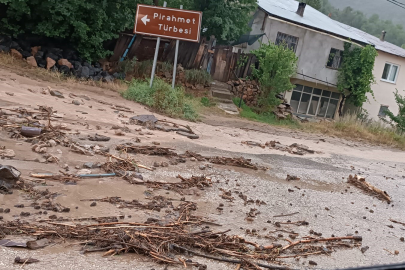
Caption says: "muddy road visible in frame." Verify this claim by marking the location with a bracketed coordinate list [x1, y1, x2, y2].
[1, 68, 405, 269]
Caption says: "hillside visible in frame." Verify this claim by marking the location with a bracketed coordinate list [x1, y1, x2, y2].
[329, 0, 405, 26]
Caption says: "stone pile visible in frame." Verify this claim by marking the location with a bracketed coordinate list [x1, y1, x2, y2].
[0, 35, 123, 82]
[228, 79, 261, 106]
[273, 94, 293, 120]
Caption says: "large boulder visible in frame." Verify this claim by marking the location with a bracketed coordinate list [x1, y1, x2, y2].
[58, 59, 72, 69]
[10, 41, 21, 50]
[83, 62, 92, 68]
[77, 66, 90, 78]
[71, 61, 82, 70]
[59, 65, 70, 75]
[10, 49, 23, 59]
[0, 45, 9, 53]
[35, 56, 46, 68]
[46, 57, 56, 70]
[31, 46, 41, 56]
[45, 52, 59, 62]
[102, 75, 114, 82]
[21, 51, 32, 59]
[26, 56, 38, 67]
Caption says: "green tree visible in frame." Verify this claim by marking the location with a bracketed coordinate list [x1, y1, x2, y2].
[385, 90, 405, 134]
[0, 0, 257, 59]
[251, 42, 298, 111]
[0, 0, 147, 60]
[337, 42, 378, 116]
[196, 0, 257, 43]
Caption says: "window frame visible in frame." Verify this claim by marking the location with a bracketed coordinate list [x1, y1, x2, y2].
[275, 32, 299, 53]
[381, 62, 400, 84]
[378, 105, 389, 118]
[326, 48, 343, 69]
[290, 84, 341, 119]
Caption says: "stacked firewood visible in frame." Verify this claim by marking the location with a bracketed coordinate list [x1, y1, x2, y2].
[228, 79, 261, 106]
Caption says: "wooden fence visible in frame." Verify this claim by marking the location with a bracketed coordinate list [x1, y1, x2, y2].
[110, 34, 256, 82]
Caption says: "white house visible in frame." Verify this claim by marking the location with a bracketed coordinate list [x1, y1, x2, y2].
[235, 0, 405, 121]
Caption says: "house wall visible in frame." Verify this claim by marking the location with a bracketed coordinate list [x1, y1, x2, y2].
[239, 10, 345, 86]
[362, 50, 405, 120]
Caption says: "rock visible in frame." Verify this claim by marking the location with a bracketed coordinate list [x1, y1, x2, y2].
[153, 162, 160, 167]
[56, 149, 62, 154]
[90, 202, 97, 207]
[395, 250, 399, 255]
[31, 46, 41, 56]
[10, 49, 22, 59]
[57, 59, 73, 69]
[83, 162, 94, 169]
[0, 45, 10, 53]
[4, 208, 10, 213]
[72, 100, 81, 106]
[78, 66, 90, 78]
[113, 72, 125, 79]
[102, 75, 114, 82]
[46, 57, 56, 70]
[176, 131, 199, 139]
[77, 169, 91, 175]
[400, 237, 404, 242]
[21, 51, 31, 58]
[199, 165, 206, 170]
[161, 162, 169, 167]
[190, 157, 196, 161]
[26, 56, 37, 67]
[59, 65, 70, 75]
[308, 261, 317, 266]
[48, 139, 57, 147]
[0, 149, 15, 159]
[14, 204, 24, 208]
[62, 164, 69, 170]
[361, 246, 369, 253]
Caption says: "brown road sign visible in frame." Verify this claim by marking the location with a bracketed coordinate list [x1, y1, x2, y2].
[134, 4, 202, 43]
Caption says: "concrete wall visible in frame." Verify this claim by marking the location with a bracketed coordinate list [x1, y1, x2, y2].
[362, 50, 405, 120]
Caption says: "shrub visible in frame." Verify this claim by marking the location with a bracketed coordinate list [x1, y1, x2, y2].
[251, 42, 298, 112]
[385, 90, 405, 134]
[185, 69, 212, 85]
[122, 78, 198, 121]
[200, 97, 215, 107]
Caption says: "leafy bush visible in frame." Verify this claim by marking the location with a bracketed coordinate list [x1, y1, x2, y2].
[337, 43, 377, 116]
[118, 58, 137, 75]
[122, 78, 198, 121]
[200, 96, 216, 107]
[385, 90, 405, 134]
[251, 42, 298, 112]
[185, 69, 212, 85]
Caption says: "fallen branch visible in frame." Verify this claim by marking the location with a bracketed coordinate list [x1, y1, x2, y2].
[348, 175, 391, 203]
[282, 236, 362, 250]
[273, 212, 300, 218]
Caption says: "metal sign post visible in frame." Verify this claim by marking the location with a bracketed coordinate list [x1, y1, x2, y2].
[150, 1, 167, 88]
[172, 5, 183, 89]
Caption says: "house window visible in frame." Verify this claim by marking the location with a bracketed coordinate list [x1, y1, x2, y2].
[326, 48, 343, 69]
[275, 32, 299, 52]
[378, 105, 389, 117]
[381, 63, 399, 83]
[290, 84, 341, 119]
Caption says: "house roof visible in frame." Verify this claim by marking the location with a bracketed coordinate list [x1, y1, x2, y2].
[336, 22, 405, 58]
[258, 0, 405, 58]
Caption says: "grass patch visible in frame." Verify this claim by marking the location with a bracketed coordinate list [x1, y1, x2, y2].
[233, 98, 299, 127]
[200, 96, 216, 107]
[122, 78, 198, 121]
[304, 113, 405, 149]
[185, 69, 211, 85]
